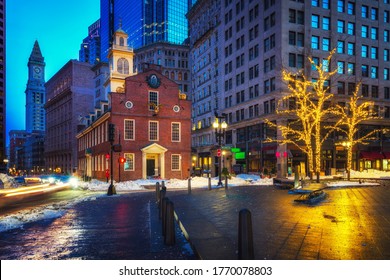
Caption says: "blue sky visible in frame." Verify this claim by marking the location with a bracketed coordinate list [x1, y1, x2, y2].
[6, 0, 99, 144]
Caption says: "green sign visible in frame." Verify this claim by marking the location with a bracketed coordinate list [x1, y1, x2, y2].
[235, 152, 246, 160]
[231, 147, 241, 153]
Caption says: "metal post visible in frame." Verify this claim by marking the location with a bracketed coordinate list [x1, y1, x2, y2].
[155, 182, 160, 203]
[159, 187, 166, 219]
[225, 176, 228, 190]
[208, 176, 211, 190]
[238, 209, 254, 260]
[107, 146, 116, 195]
[161, 197, 169, 236]
[164, 200, 175, 245]
[188, 178, 191, 194]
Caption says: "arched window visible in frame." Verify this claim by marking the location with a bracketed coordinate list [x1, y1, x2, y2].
[178, 72, 182, 80]
[170, 71, 175, 80]
[164, 71, 169, 77]
[119, 37, 124, 46]
[117, 58, 129, 74]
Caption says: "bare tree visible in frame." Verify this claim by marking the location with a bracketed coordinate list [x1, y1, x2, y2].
[265, 50, 339, 181]
[334, 84, 382, 180]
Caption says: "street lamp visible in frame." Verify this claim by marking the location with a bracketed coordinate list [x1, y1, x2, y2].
[213, 113, 227, 187]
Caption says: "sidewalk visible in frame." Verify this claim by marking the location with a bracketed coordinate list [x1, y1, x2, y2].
[168, 185, 390, 260]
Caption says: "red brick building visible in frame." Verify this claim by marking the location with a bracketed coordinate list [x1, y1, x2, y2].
[76, 66, 192, 181]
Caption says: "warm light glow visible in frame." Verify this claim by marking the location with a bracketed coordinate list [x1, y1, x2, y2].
[221, 121, 228, 129]
[213, 121, 219, 129]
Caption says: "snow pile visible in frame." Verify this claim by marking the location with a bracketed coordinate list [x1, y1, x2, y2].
[0, 173, 18, 188]
[0, 193, 103, 233]
[350, 169, 390, 179]
[75, 174, 274, 192]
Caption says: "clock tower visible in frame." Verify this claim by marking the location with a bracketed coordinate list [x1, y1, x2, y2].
[25, 40, 46, 132]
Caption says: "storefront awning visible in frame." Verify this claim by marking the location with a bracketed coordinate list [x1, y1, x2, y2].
[360, 151, 384, 160]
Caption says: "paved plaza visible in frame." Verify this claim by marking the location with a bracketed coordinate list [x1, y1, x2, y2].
[169, 184, 390, 260]
[0, 184, 389, 260]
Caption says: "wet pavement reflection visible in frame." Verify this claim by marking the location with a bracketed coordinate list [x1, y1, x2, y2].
[1, 185, 389, 260]
[170, 185, 390, 260]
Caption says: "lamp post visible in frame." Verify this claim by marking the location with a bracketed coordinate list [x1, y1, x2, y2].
[213, 113, 227, 187]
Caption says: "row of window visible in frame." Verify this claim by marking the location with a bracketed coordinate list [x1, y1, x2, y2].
[78, 120, 181, 152]
[124, 120, 181, 142]
[224, 98, 276, 124]
[78, 153, 182, 172]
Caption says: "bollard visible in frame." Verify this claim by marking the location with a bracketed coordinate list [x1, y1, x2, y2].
[225, 176, 228, 190]
[238, 209, 254, 260]
[294, 169, 300, 189]
[156, 182, 161, 203]
[164, 200, 176, 245]
[208, 176, 211, 190]
[159, 188, 166, 219]
[162, 197, 169, 236]
[188, 178, 192, 194]
[162, 181, 165, 188]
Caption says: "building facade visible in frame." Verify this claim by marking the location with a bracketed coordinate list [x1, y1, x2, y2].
[79, 19, 101, 65]
[8, 130, 28, 174]
[189, 0, 390, 177]
[100, 0, 190, 61]
[187, 0, 223, 176]
[0, 0, 5, 172]
[76, 66, 192, 181]
[134, 42, 191, 96]
[44, 60, 95, 174]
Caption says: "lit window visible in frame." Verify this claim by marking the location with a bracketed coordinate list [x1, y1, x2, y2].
[322, 17, 330, 30]
[338, 61, 345, 74]
[312, 15, 319, 28]
[311, 36, 319, 49]
[124, 153, 135, 171]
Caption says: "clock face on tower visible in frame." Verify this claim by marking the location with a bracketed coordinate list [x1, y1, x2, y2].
[33, 66, 42, 79]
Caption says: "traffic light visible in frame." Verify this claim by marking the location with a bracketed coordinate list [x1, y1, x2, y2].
[108, 123, 115, 142]
[119, 157, 126, 164]
[217, 149, 222, 157]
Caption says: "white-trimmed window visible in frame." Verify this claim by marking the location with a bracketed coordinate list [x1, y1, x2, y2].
[149, 91, 159, 110]
[149, 121, 159, 141]
[124, 153, 135, 171]
[171, 122, 181, 142]
[171, 154, 181, 171]
[124, 119, 135, 140]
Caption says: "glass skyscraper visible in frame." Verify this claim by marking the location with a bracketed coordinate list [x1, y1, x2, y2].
[100, 0, 189, 62]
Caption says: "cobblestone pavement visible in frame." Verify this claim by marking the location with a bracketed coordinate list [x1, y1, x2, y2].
[0, 192, 195, 260]
[168, 185, 390, 260]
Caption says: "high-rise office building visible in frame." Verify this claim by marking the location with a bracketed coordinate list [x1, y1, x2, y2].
[189, 0, 390, 176]
[0, 0, 6, 172]
[100, 0, 190, 61]
[79, 19, 101, 65]
[25, 40, 46, 132]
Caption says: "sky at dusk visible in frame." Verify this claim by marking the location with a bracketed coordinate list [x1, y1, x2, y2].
[6, 0, 100, 144]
